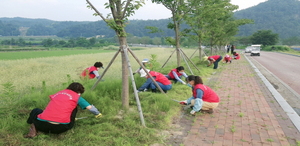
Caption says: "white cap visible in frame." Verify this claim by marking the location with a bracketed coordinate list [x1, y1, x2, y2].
[142, 58, 149, 63]
[139, 69, 150, 77]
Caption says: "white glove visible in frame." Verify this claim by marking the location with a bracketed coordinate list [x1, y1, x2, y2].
[182, 82, 186, 85]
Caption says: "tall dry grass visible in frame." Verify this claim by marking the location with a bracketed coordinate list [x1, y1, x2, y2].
[0, 47, 197, 93]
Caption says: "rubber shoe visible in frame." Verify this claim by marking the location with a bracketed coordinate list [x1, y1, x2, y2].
[24, 124, 37, 138]
[190, 110, 196, 116]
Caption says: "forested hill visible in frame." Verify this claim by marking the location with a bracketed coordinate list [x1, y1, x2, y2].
[234, 0, 300, 38]
[1, 0, 300, 39]
[0, 17, 175, 38]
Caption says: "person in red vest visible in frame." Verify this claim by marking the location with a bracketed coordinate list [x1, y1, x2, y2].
[180, 75, 220, 115]
[81, 62, 104, 79]
[24, 82, 102, 138]
[233, 52, 240, 60]
[165, 66, 188, 84]
[223, 54, 232, 63]
[206, 55, 223, 69]
[137, 69, 172, 93]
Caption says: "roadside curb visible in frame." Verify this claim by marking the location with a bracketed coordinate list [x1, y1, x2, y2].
[276, 52, 300, 57]
[244, 54, 300, 132]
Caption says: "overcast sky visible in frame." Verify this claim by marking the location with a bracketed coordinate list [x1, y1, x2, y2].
[1, 0, 267, 21]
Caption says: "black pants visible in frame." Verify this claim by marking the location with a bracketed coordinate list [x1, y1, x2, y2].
[27, 108, 77, 134]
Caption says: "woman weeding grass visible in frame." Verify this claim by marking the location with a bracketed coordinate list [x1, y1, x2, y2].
[137, 69, 172, 93]
[165, 66, 188, 85]
[81, 62, 104, 79]
[181, 75, 220, 115]
[24, 82, 102, 138]
[205, 55, 223, 69]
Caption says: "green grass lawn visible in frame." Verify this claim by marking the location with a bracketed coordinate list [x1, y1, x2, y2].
[0, 49, 114, 60]
[0, 48, 219, 145]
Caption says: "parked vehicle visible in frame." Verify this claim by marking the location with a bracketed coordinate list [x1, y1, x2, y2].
[245, 46, 253, 53]
[250, 45, 261, 56]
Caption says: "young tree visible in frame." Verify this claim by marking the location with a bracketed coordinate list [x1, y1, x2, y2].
[152, 0, 188, 66]
[86, 0, 144, 109]
[250, 30, 279, 46]
[184, 0, 252, 56]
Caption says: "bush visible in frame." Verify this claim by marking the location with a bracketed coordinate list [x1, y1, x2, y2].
[263, 45, 292, 51]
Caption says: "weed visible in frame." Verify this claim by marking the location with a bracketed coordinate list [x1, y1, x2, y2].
[231, 125, 236, 133]
[214, 125, 218, 128]
[237, 100, 242, 105]
[240, 139, 247, 142]
[238, 113, 244, 117]
[266, 138, 274, 142]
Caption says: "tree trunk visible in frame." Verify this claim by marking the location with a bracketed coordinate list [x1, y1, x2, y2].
[174, 19, 181, 66]
[118, 36, 129, 109]
[198, 42, 202, 59]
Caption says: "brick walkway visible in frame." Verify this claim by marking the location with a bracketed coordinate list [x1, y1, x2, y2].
[183, 55, 300, 146]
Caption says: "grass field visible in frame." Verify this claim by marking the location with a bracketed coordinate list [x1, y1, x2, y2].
[0, 49, 114, 60]
[0, 47, 221, 146]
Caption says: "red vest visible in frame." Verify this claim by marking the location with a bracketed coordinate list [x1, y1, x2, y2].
[193, 84, 219, 103]
[167, 68, 183, 79]
[81, 66, 98, 79]
[224, 56, 232, 61]
[38, 89, 80, 123]
[149, 71, 171, 85]
[234, 53, 240, 59]
[208, 55, 220, 61]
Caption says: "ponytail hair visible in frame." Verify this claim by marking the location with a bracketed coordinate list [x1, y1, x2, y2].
[186, 75, 203, 85]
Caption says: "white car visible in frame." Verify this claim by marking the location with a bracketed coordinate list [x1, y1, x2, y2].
[245, 46, 253, 53]
[250, 45, 261, 56]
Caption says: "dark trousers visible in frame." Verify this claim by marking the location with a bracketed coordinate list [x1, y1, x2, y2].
[213, 56, 223, 69]
[27, 108, 77, 134]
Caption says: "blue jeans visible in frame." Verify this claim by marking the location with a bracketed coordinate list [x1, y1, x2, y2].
[213, 56, 223, 69]
[138, 78, 172, 91]
[187, 97, 203, 112]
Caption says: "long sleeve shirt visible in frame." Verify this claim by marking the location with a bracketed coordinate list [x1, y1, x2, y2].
[172, 71, 188, 83]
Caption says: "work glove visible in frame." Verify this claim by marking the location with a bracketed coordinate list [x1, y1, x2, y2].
[182, 82, 186, 85]
[179, 102, 187, 105]
[95, 113, 102, 118]
[89, 105, 100, 115]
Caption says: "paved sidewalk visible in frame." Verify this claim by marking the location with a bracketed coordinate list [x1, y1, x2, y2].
[182, 55, 300, 146]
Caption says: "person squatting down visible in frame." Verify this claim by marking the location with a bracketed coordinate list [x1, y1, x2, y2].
[233, 52, 240, 60]
[137, 69, 172, 93]
[223, 54, 232, 63]
[182, 75, 220, 115]
[133, 58, 152, 75]
[81, 62, 104, 79]
[206, 55, 223, 69]
[165, 66, 188, 84]
[24, 82, 102, 138]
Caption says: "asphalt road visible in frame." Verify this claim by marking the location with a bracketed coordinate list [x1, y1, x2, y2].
[248, 51, 300, 95]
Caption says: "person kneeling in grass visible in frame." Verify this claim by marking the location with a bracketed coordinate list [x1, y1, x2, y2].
[81, 62, 104, 79]
[137, 69, 172, 93]
[24, 82, 102, 138]
[165, 66, 188, 84]
[183, 75, 220, 115]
